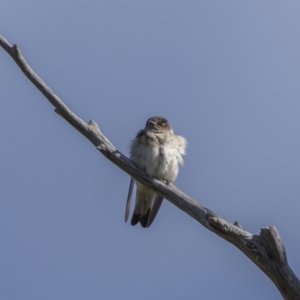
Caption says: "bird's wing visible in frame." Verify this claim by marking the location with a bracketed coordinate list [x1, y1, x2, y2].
[125, 178, 134, 222]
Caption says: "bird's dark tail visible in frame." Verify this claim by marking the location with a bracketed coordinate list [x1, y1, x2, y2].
[131, 209, 150, 228]
[131, 212, 141, 226]
[130, 187, 162, 228]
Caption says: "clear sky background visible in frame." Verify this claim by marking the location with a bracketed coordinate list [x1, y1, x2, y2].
[1, 2, 300, 299]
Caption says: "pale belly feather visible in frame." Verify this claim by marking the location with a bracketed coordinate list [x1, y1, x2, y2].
[144, 143, 179, 181]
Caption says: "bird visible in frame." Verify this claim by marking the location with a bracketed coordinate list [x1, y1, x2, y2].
[125, 116, 187, 228]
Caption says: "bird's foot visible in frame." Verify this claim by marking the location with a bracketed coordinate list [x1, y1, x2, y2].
[164, 179, 172, 186]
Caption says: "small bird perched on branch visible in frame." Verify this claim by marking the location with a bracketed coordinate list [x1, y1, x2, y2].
[125, 116, 187, 228]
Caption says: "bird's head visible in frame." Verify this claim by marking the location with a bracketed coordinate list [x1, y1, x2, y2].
[145, 116, 172, 133]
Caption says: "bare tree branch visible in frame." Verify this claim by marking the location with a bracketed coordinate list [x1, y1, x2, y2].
[1, 34, 299, 300]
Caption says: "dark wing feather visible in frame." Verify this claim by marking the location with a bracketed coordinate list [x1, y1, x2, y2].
[125, 178, 134, 222]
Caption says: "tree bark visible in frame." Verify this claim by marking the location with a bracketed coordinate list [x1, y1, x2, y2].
[1, 34, 299, 300]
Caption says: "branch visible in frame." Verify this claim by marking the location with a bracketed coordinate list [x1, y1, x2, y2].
[1, 34, 299, 300]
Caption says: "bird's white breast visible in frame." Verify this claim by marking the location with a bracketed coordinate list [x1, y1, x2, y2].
[130, 129, 186, 182]
[144, 142, 180, 181]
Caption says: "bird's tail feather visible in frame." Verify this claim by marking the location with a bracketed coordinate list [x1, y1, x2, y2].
[131, 187, 163, 228]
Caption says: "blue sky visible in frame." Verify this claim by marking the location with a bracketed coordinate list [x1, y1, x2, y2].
[1, 2, 300, 299]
